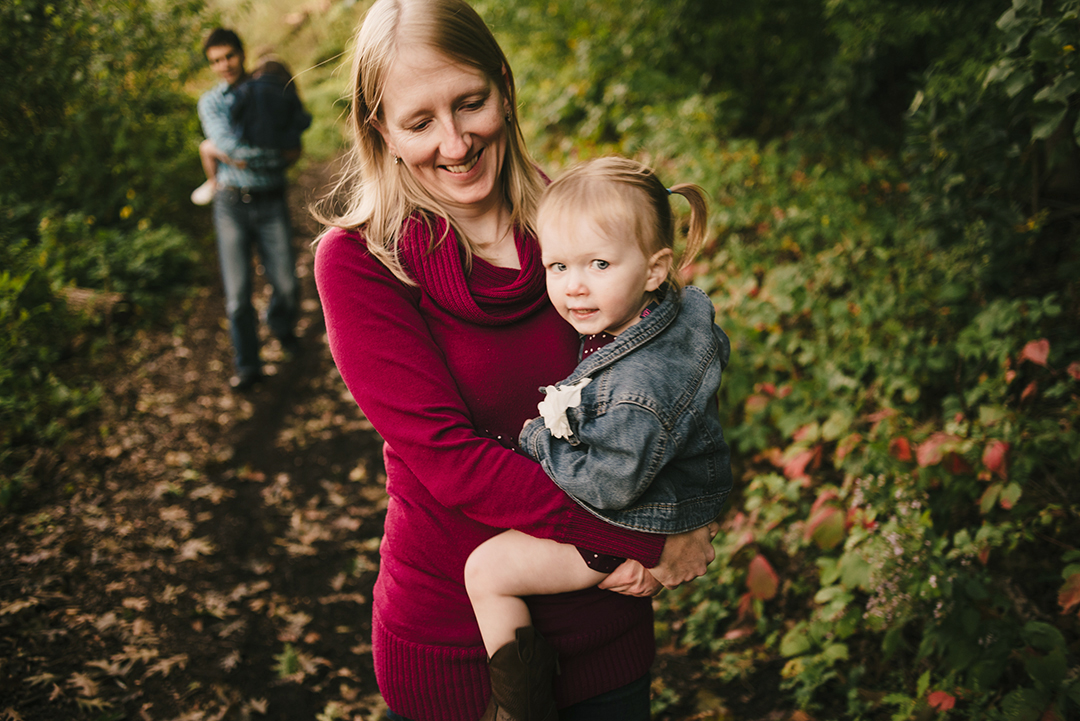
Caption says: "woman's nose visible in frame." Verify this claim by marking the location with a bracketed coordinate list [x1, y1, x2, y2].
[439, 120, 469, 159]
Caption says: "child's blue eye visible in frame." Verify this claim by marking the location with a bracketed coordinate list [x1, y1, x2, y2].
[593, 260, 610, 269]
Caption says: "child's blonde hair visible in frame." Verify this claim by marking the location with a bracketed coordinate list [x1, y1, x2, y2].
[537, 157, 708, 292]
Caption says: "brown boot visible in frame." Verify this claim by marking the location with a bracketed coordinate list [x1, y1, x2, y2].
[478, 626, 560, 721]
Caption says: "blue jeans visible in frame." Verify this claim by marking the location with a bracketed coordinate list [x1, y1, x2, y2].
[384, 673, 650, 721]
[211, 186, 299, 376]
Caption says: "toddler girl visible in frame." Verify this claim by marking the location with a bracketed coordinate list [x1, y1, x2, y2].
[465, 156, 733, 721]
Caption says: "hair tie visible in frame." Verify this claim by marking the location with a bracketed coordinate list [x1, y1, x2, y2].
[666, 187, 674, 195]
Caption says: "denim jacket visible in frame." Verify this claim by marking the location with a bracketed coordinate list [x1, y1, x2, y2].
[519, 285, 732, 533]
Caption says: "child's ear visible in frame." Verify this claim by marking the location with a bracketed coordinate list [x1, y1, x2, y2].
[645, 248, 673, 292]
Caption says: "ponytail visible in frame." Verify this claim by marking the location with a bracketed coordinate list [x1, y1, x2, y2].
[665, 183, 708, 291]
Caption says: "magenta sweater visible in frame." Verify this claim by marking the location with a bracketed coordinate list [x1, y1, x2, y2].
[314, 217, 666, 721]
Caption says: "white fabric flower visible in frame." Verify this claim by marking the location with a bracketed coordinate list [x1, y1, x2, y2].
[537, 377, 592, 440]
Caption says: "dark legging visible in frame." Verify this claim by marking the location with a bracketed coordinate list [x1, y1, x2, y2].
[385, 672, 651, 721]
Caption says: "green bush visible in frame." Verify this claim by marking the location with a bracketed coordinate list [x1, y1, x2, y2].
[0, 0, 210, 222]
[0, 0, 215, 501]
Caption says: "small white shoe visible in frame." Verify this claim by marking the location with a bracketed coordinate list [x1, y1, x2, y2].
[190, 180, 216, 205]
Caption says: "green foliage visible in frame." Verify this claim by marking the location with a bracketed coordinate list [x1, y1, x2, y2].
[0, 0, 215, 501]
[480, 0, 1004, 148]
[0, 0, 210, 221]
[37, 211, 200, 314]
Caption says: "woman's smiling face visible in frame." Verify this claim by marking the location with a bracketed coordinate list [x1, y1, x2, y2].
[375, 45, 510, 217]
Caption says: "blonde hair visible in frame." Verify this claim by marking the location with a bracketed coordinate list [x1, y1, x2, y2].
[312, 0, 546, 284]
[537, 157, 709, 292]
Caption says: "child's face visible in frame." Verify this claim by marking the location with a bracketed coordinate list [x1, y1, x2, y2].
[538, 216, 671, 337]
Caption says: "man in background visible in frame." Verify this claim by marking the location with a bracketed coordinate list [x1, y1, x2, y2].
[197, 28, 305, 391]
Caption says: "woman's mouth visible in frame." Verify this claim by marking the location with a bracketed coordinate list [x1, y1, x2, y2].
[444, 150, 482, 174]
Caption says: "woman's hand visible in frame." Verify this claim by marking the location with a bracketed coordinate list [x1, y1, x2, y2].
[648, 521, 719, 590]
[598, 559, 663, 597]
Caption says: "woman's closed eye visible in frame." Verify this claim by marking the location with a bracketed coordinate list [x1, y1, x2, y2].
[405, 118, 433, 133]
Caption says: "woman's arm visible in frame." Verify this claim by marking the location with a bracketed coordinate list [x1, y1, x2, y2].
[314, 229, 666, 564]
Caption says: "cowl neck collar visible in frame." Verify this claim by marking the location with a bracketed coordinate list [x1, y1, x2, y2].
[398, 214, 548, 326]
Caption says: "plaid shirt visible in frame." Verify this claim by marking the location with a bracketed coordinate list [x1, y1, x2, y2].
[197, 80, 286, 190]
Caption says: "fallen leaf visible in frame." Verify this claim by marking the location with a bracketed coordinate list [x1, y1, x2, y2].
[0, 598, 39, 616]
[67, 672, 98, 697]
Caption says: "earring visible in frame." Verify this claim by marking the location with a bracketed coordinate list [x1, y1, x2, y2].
[505, 109, 512, 121]
[393, 155, 401, 165]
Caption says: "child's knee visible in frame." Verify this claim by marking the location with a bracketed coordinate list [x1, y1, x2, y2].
[464, 540, 500, 594]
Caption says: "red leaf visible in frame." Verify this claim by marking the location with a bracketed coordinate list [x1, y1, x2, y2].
[776, 385, 793, 398]
[745, 394, 770, 414]
[928, 690, 956, 711]
[1021, 381, 1038, 401]
[746, 554, 779, 600]
[1020, 338, 1050, 367]
[889, 437, 912, 462]
[1059, 573, 1080, 615]
[809, 490, 839, 518]
[1041, 707, 1063, 721]
[947, 453, 973, 474]
[1068, 362, 1080, 381]
[1005, 370, 1017, 384]
[783, 448, 816, 480]
[978, 546, 990, 565]
[916, 432, 958, 468]
[982, 440, 1009, 480]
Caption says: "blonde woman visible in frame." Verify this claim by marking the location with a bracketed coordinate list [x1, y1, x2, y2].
[314, 2, 718, 719]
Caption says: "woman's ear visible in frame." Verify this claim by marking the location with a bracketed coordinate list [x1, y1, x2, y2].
[371, 117, 396, 156]
[645, 248, 674, 292]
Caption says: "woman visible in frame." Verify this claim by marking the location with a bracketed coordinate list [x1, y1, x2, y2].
[313, 1, 718, 719]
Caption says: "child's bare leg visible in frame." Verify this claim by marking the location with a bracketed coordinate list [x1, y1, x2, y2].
[465, 530, 608, 657]
[199, 139, 221, 184]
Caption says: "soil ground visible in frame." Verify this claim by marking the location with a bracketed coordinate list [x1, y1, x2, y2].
[0, 160, 790, 721]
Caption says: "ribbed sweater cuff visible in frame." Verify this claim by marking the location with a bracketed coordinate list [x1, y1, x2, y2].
[562, 510, 665, 567]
